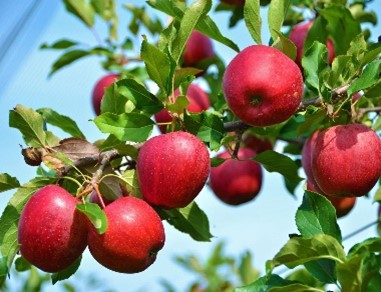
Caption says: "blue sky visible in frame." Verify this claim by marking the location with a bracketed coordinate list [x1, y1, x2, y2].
[1, 0, 381, 291]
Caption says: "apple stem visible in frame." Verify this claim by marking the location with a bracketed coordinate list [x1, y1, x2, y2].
[232, 130, 243, 159]
[94, 184, 106, 209]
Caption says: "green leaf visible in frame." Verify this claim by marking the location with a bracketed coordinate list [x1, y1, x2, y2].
[365, 79, 381, 98]
[9, 104, 46, 148]
[244, 0, 262, 44]
[304, 259, 337, 284]
[336, 255, 363, 292]
[120, 169, 141, 197]
[62, 0, 95, 27]
[51, 255, 81, 285]
[239, 252, 261, 285]
[49, 50, 89, 77]
[173, 67, 202, 89]
[254, 150, 303, 185]
[141, 40, 174, 96]
[272, 30, 297, 60]
[171, 0, 212, 64]
[166, 95, 189, 114]
[268, 284, 324, 292]
[111, 78, 163, 115]
[268, 0, 290, 42]
[268, 234, 346, 271]
[347, 60, 381, 96]
[94, 112, 154, 142]
[0, 174, 20, 193]
[359, 43, 381, 69]
[40, 39, 78, 50]
[76, 203, 107, 234]
[296, 191, 342, 242]
[184, 111, 225, 150]
[0, 256, 8, 287]
[302, 41, 330, 99]
[15, 256, 31, 272]
[159, 201, 213, 242]
[210, 157, 226, 167]
[37, 108, 85, 138]
[348, 238, 381, 257]
[234, 274, 297, 292]
[0, 177, 55, 270]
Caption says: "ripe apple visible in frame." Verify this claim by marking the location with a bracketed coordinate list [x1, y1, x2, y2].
[307, 181, 356, 218]
[92, 73, 119, 115]
[288, 21, 335, 68]
[183, 31, 215, 68]
[137, 131, 210, 209]
[154, 84, 210, 133]
[18, 185, 88, 273]
[209, 148, 263, 205]
[87, 196, 165, 273]
[312, 124, 381, 197]
[242, 133, 273, 154]
[223, 45, 303, 127]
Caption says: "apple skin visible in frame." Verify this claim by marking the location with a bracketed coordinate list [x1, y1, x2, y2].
[209, 148, 263, 205]
[92, 74, 119, 115]
[307, 181, 356, 218]
[87, 196, 165, 273]
[137, 131, 210, 209]
[312, 124, 381, 197]
[289, 21, 335, 68]
[242, 133, 273, 154]
[223, 45, 303, 127]
[183, 31, 215, 68]
[18, 185, 88, 273]
[154, 84, 210, 133]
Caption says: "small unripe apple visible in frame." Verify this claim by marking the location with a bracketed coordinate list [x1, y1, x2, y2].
[312, 124, 381, 197]
[154, 84, 210, 133]
[288, 21, 335, 68]
[307, 181, 356, 218]
[137, 131, 210, 209]
[18, 185, 88, 273]
[209, 148, 263, 205]
[223, 45, 303, 127]
[242, 133, 273, 154]
[88, 196, 165, 273]
[183, 31, 215, 68]
[92, 74, 119, 115]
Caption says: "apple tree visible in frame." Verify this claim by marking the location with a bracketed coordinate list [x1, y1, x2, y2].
[1, 0, 381, 290]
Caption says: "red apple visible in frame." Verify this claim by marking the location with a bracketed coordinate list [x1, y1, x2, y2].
[92, 73, 119, 115]
[312, 124, 381, 197]
[154, 84, 210, 133]
[18, 185, 88, 273]
[307, 181, 356, 218]
[209, 148, 263, 205]
[242, 133, 273, 154]
[223, 45, 303, 127]
[289, 21, 335, 68]
[137, 131, 210, 209]
[88, 196, 165, 273]
[183, 31, 215, 68]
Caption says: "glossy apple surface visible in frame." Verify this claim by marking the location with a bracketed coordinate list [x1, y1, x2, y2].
[154, 84, 210, 133]
[137, 131, 210, 209]
[289, 21, 335, 68]
[18, 185, 88, 273]
[92, 73, 119, 115]
[223, 45, 303, 127]
[312, 124, 381, 197]
[209, 148, 263, 205]
[88, 196, 165, 273]
[242, 133, 273, 154]
[183, 31, 214, 67]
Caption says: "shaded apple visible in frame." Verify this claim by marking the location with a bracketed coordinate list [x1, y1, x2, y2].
[223, 45, 303, 127]
[154, 84, 210, 133]
[137, 131, 210, 209]
[88, 196, 165, 273]
[18, 185, 88, 273]
[183, 31, 215, 68]
[209, 148, 263, 205]
[92, 73, 119, 115]
[242, 133, 274, 154]
[312, 124, 381, 197]
[307, 181, 356, 218]
[288, 21, 335, 68]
